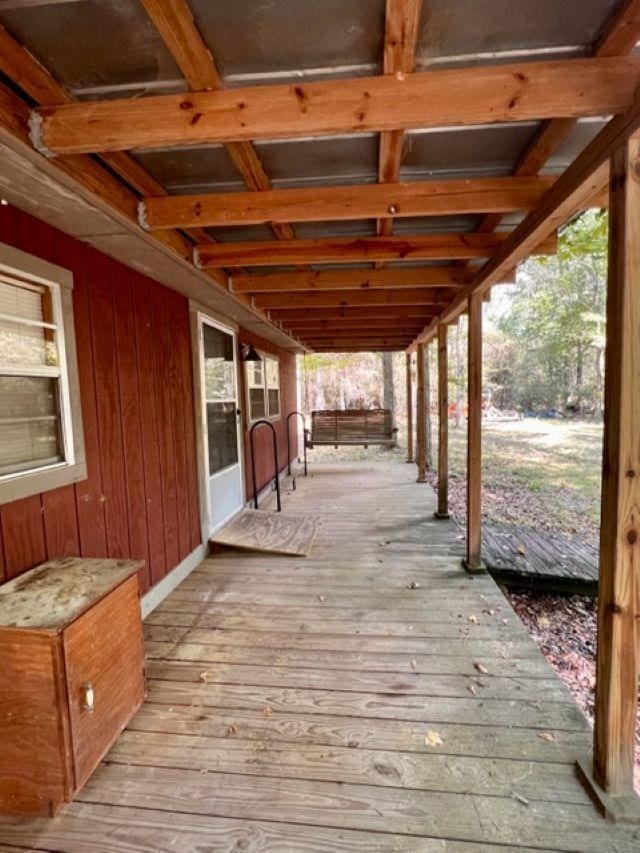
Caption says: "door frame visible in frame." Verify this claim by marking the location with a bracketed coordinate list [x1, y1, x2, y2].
[190, 302, 246, 543]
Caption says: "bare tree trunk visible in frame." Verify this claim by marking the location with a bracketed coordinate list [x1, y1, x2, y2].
[382, 351, 396, 447]
[455, 321, 463, 428]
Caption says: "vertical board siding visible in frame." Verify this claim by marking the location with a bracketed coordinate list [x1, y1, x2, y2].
[64, 232, 109, 559]
[132, 274, 166, 587]
[112, 263, 151, 593]
[88, 249, 130, 559]
[150, 284, 179, 571]
[0, 207, 201, 586]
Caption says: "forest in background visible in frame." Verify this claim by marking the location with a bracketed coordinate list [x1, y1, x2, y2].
[298, 210, 607, 425]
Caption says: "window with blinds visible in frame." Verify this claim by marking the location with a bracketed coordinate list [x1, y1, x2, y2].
[0, 273, 69, 478]
[245, 353, 280, 423]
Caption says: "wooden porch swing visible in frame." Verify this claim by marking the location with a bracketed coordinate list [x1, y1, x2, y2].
[305, 408, 398, 449]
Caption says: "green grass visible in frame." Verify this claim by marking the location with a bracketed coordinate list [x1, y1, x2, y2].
[305, 417, 603, 545]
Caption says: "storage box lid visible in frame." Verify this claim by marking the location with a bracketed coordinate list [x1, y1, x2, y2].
[0, 558, 142, 630]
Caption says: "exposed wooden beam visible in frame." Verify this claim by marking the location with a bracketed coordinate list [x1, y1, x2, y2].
[138, 0, 301, 249]
[377, 0, 422, 236]
[594, 0, 640, 57]
[283, 321, 426, 333]
[0, 22, 225, 259]
[485, 2, 640, 198]
[143, 176, 555, 231]
[233, 267, 469, 294]
[254, 288, 454, 310]
[409, 93, 640, 350]
[138, 0, 221, 91]
[312, 345, 404, 352]
[592, 134, 640, 801]
[32, 57, 640, 155]
[305, 336, 412, 345]
[269, 306, 436, 321]
[196, 231, 557, 268]
[296, 328, 419, 339]
[0, 31, 307, 347]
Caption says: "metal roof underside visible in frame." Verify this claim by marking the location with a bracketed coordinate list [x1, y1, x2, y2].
[0, 0, 628, 351]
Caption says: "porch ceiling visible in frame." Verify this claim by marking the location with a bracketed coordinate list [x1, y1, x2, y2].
[0, 1, 637, 353]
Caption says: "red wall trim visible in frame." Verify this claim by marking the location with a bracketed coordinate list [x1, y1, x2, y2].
[0, 205, 202, 592]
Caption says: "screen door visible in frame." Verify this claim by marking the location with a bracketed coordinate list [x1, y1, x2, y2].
[199, 317, 244, 535]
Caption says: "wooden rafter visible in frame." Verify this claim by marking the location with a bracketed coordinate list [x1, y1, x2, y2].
[196, 231, 557, 268]
[31, 57, 640, 155]
[474, 1, 640, 231]
[0, 23, 219, 255]
[232, 267, 469, 294]
[280, 318, 427, 331]
[409, 92, 640, 349]
[0, 26, 305, 348]
[138, 0, 299, 246]
[253, 288, 452, 310]
[290, 326, 422, 337]
[377, 0, 422, 238]
[269, 306, 436, 321]
[142, 176, 555, 230]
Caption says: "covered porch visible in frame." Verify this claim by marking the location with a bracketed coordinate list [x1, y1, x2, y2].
[0, 460, 638, 850]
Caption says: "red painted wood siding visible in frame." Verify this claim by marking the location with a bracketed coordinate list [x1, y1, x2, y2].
[0, 205, 201, 592]
[238, 330, 298, 500]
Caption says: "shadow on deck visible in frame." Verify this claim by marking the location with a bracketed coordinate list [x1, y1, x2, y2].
[0, 460, 638, 851]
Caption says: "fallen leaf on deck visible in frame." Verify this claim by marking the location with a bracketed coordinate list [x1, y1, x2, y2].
[474, 662, 489, 675]
[468, 684, 478, 695]
[410, 660, 418, 670]
[468, 614, 478, 624]
[517, 546, 526, 556]
[227, 724, 239, 735]
[199, 671, 210, 683]
[425, 730, 443, 748]
[513, 792, 530, 806]
[263, 707, 273, 716]
[538, 731, 555, 742]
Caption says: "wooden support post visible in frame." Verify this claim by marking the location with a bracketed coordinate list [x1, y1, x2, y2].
[435, 323, 450, 519]
[425, 343, 433, 469]
[577, 135, 640, 822]
[416, 342, 427, 482]
[463, 293, 485, 573]
[406, 352, 414, 463]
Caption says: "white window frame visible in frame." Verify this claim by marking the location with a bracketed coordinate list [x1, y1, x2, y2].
[0, 242, 86, 505]
[265, 355, 281, 419]
[245, 351, 281, 424]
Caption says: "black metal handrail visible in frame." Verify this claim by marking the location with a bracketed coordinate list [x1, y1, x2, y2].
[249, 419, 281, 512]
[286, 411, 308, 485]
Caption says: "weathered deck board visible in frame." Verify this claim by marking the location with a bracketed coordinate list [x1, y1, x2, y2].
[1, 460, 637, 852]
[482, 521, 598, 594]
[211, 508, 317, 556]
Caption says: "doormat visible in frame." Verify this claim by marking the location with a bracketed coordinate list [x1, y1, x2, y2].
[210, 509, 317, 556]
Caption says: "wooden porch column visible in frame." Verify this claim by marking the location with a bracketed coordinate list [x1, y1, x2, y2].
[406, 352, 414, 463]
[578, 135, 640, 817]
[416, 342, 427, 482]
[463, 293, 485, 572]
[435, 323, 450, 519]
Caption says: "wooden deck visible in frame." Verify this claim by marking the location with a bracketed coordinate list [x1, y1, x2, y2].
[2, 460, 639, 852]
[482, 521, 599, 595]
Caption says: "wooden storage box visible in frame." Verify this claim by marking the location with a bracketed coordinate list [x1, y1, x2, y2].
[0, 558, 145, 816]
